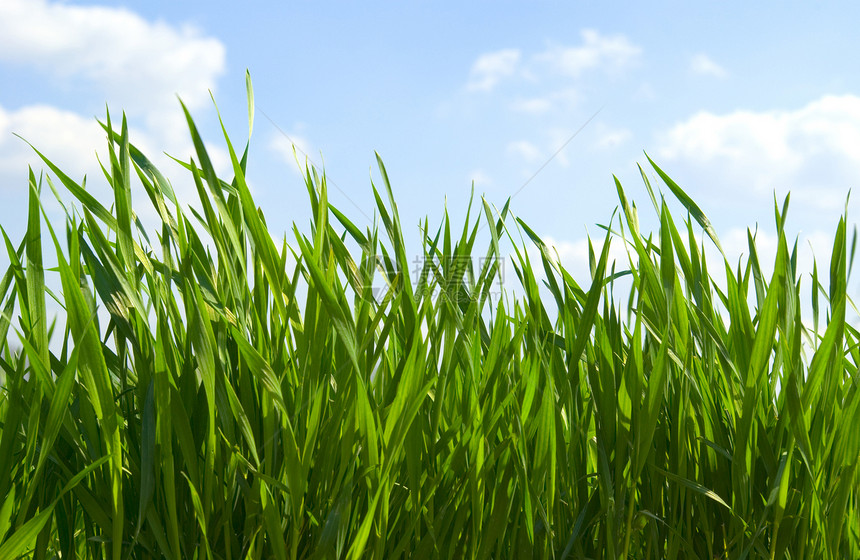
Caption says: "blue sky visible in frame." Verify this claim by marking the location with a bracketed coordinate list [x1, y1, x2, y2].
[2, 0, 860, 304]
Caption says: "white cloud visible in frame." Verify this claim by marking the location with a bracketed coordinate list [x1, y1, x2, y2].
[536, 30, 641, 78]
[507, 140, 543, 164]
[657, 95, 860, 211]
[467, 49, 521, 92]
[0, 0, 231, 216]
[690, 53, 728, 79]
[0, 0, 225, 121]
[0, 105, 104, 180]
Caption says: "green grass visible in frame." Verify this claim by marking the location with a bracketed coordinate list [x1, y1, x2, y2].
[0, 77, 858, 559]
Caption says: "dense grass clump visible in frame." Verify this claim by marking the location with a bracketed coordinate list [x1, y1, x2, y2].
[1, 80, 858, 559]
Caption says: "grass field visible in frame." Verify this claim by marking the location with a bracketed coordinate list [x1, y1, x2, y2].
[0, 79, 858, 558]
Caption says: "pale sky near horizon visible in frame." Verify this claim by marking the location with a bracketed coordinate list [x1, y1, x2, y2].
[2, 1, 860, 311]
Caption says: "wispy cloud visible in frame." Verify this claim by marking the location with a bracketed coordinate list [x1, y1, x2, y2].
[506, 140, 543, 163]
[509, 97, 554, 114]
[467, 48, 522, 92]
[466, 30, 641, 95]
[468, 169, 494, 188]
[535, 30, 641, 78]
[269, 129, 316, 176]
[690, 53, 728, 79]
[594, 124, 632, 150]
[509, 88, 579, 115]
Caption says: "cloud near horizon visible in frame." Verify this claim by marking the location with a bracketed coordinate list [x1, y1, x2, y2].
[657, 94, 860, 213]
